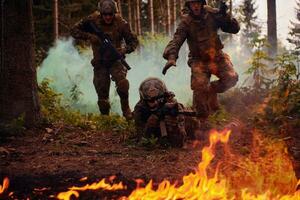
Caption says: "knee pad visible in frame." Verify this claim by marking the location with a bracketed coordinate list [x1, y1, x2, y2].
[116, 79, 129, 94]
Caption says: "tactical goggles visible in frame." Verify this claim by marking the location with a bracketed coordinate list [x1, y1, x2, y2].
[102, 12, 114, 16]
[145, 95, 164, 103]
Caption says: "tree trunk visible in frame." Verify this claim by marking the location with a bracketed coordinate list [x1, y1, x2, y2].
[172, 0, 177, 34]
[0, 0, 41, 127]
[166, 0, 171, 36]
[229, 0, 232, 16]
[179, 0, 184, 10]
[128, 0, 132, 29]
[136, 0, 141, 35]
[267, 0, 277, 56]
[149, 0, 154, 34]
[117, 0, 122, 17]
[53, 0, 58, 41]
[133, 0, 137, 33]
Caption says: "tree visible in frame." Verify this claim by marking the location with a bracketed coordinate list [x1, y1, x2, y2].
[288, 0, 300, 54]
[116, 0, 122, 17]
[128, 0, 133, 29]
[53, 0, 59, 41]
[239, 0, 260, 44]
[149, 0, 154, 34]
[0, 0, 41, 127]
[166, 0, 171, 36]
[267, 0, 278, 57]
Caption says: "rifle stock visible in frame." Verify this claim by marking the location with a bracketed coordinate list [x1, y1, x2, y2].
[86, 21, 131, 70]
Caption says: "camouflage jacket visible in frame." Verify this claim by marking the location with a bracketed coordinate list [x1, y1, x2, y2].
[71, 11, 138, 66]
[133, 96, 185, 137]
[163, 6, 240, 61]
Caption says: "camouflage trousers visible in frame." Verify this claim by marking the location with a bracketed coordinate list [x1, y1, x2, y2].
[189, 51, 238, 119]
[93, 60, 130, 116]
[287, 132, 300, 179]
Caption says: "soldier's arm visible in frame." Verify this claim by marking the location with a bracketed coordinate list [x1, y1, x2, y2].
[215, 13, 240, 34]
[133, 102, 148, 138]
[163, 19, 188, 60]
[70, 13, 97, 41]
[121, 21, 139, 54]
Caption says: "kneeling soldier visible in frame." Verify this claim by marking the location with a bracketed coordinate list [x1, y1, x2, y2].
[134, 78, 192, 147]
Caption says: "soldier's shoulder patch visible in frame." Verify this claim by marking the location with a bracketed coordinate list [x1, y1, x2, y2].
[114, 14, 128, 26]
[180, 14, 193, 24]
[87, 11, 100, 20]
[204, 5, 219, 14]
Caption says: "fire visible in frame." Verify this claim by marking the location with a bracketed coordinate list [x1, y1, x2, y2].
[2, 129, 299, 199]
[122, 129, 231, 200]
[57, 176, 126, 200]
[0, 177, 9, 195]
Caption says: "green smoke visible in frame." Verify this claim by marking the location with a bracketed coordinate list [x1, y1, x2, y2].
[37, 34, 248, 114]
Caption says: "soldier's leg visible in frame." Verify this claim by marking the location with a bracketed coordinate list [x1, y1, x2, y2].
[93, 67, 111, 115]
[287, 133, 300, 183]
[166, 114, 186, 148]
[190, 60, 211, 121]
[210, 52, 239, 94]
[110, 61, 132, 120]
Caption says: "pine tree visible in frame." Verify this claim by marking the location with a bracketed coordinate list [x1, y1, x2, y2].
[288, 0, 300, 54]
[239, 0, 260, 44]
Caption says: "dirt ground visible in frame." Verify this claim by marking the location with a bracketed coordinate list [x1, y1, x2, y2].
[0, 121, 251, 199]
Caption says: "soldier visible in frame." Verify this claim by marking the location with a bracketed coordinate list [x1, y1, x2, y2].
[71, 0, 138, 120]
[162, 0, 240, 125]
[134, 78, 188, 147]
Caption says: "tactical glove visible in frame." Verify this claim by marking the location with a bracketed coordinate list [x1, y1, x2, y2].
[146, 114, 159, 128]
[162, 59, 176, 75]
[219, 1, 228, 16]
[89, 34, 102, 44]
[117, 47, 127, 57]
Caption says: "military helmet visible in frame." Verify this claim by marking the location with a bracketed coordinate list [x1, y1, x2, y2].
[185, 0, 207, 6]
[98, 0, 117, 15]
[139, 78, 168, 101]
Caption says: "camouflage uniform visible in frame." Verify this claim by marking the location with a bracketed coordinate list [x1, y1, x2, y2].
[134, 78, 187, 147]
[163, 2, 239, 120]
[71, 0, 138, 118]
[287, 129, 300, 181]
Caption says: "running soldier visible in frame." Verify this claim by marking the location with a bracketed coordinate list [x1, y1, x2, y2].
[163, 0, 239, 125]
[71, 0, 138, 119]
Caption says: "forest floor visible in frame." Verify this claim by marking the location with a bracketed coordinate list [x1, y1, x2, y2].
[0, 118, 253, 199]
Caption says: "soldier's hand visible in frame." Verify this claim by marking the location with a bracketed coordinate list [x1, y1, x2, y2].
[117, 47, 127, 57]
[162, 59, 176, 75]
[164, 115, 178, 127]
[146, 114, 159, 128]
[219, 1, 228, 16]
[89, 34, 101, 44]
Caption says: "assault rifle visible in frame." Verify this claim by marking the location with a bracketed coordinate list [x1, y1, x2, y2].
[85, 21, 131, 70]
[149, 92, 196, 137]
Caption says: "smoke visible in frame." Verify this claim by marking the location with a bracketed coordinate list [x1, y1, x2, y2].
[37, 35, 250, 114]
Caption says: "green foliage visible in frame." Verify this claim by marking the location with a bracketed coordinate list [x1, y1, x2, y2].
[246, 35, 273, 90]
[0, 115, 26, 135]
[238, 0, 260, 44]
[264, 53, 300, 123]
[288, 0, 300, 52]
[140, 136, 159, 148]
[208, 107, 233, 127]
[38, 78, 133, 133]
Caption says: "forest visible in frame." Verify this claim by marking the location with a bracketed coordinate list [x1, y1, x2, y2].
[0, 0, 300, 199]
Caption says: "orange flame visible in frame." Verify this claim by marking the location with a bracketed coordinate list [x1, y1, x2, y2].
[0, 177, 9, 195]
[121, 129, 231, 200]
[57, 177, 126, 200]
[55, 129, 300, 199]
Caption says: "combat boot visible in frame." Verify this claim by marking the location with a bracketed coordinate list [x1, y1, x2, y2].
[121, 99, 133, 120]
[98, 99, 110, 115]
[208, 90, 219, 113]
